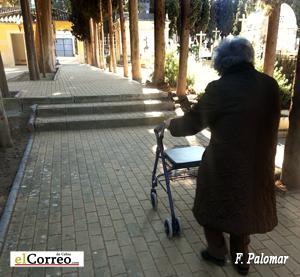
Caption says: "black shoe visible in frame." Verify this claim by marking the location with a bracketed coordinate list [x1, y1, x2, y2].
[234, 265, 249, 276]
[201, 250, 226, 267]
[231, 254, 250, 276]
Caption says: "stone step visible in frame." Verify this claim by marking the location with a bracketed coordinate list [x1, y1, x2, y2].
[37, 100, 174, 117]
[20, 91, 169, 107]
[35, 111, 175, 131]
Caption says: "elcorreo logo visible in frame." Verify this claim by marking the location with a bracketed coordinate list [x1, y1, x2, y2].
[10, 251, 84, 267]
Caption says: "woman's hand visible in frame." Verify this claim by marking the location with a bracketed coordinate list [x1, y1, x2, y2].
[164, 118, 172, 129]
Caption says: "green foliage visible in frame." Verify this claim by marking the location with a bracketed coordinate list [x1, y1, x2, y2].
[273, 65, 293, 109]
[276, 54, 297, 85]
[52, 0, 70, 11]
[166, 0, 180, 38]
[213, 0, 236, 36]
[232, 0, 258, 35]
[166, 0, 210, 38]
[69, 0, 90, 41]
[164, 52, 179, 87]
[69, 0, 101, 41]
[164, 52, 195, 90]
[186, 74, 195, 90]
[191, 0, 210, 35]
[256, 61, 293, 109]
[6, 0, 19, 6]
[189, 42, 200, 61]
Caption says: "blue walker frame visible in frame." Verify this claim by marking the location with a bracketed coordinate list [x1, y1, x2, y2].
[151, 123, 205, 238]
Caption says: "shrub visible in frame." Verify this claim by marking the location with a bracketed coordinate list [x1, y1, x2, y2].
[273, 65, 292, 109]
[276, 54, 297, 85]
[256, 61, 293, 109]
[187, 75, 195, 92]
[163, 51, 195, 91]
[164, 52, 179, 87]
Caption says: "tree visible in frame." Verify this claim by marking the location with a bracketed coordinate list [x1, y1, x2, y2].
[214, 0, 236, 36]
[281, 46, 300, 190]
[0, 87, 13, 148]
[35, 0, 46, 77]
[176, 0, 191, 97]
[263, 1, 281, 76]
[232, 0, 247, 35]
[69, 0, 101, 66]
[232, 0, 257, 35]
[166, 0, 179, 38]
[89, 17, 99, 67]
[190, 0, 210, 36]
[35, 0, 56, 73]
[153, 0, 165, 86]
[20, 0, 40, 80]
[119, 0, 128, 77]
[69, 0, 90, 42]
[166, 0, 210, 96]
[98, 0, 106, 70]
[107, 0, 117, 72]
[0, 52, 9, 98]
[129, 0, 142, 82]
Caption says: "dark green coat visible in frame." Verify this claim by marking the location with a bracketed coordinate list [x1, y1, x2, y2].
[169, 63, 280, 234]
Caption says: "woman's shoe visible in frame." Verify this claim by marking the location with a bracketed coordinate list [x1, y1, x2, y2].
[201, 249, 226, 266]
[231, 253, 250, 275]
[234, 264, 249, 276]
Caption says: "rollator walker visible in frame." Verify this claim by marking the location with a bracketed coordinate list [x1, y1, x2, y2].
[151, 123, 205, 238]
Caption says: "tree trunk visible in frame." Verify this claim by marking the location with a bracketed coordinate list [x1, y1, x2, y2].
[176, 0, 190, 96]
[108, 0, 117, 73]
[153, 0, 165, 86]
[0, 87, 13, 148]
[115, 21, 121, 63]
[263, 3, 281, 77]
[119, 0, 128, 77]
[85, 40, 93, 65]
[129, 0, 142, 82]
[281, 46, 300, 190]
[35, 0, 55, 73]
[99, 0, 106, 70]
[89, 18, 99, 67]
[20, 0, 40, 80]
[34, 0, 46, 77]
[93, 21, 100, 68]
[0, 52, 9, 98]
[98, 23, 105, 69]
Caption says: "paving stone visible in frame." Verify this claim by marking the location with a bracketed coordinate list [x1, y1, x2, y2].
[154, 256, 176, 276]
[138, 251, 156, 271]
[88, 222, 102, 236]
[164, 247, 185, 265]
[109, 255, 126, 276]
[133, 237, 149, 253]
[105, 240, 121, 257]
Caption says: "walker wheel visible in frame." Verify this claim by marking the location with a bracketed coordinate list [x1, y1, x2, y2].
[173, 217, 181, 236]
[150, 190, 158, 210]
[164, 218, 173, 238]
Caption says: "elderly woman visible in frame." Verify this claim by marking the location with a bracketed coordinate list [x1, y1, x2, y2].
[165, 37, 280, 275]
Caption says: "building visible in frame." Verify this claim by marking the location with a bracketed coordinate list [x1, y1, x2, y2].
[0, 6, 84, 67]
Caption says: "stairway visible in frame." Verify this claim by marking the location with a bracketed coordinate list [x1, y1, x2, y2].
[34, 91, 175, 131]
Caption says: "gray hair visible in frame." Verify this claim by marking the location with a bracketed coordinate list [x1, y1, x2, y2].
[212, 37, 255, 75]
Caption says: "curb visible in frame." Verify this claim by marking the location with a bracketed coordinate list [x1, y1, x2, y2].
[0, 134, 34, 253]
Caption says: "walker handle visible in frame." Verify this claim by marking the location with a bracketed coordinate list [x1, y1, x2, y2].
[154, 122, 165, 138]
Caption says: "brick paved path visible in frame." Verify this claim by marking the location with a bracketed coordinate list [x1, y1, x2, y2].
[0, 127, 300, 277]
[8, 64, 142, 98]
